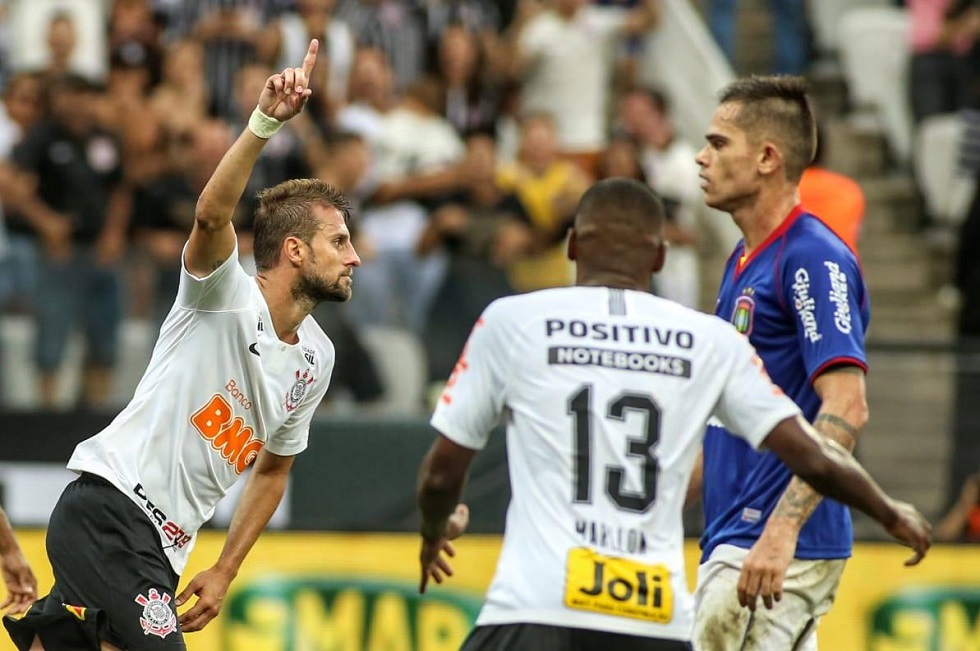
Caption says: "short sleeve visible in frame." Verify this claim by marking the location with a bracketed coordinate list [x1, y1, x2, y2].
[781, 240, 868, 383]
[267, 338, 335, 457]
[712, 327, 802, 449]
[430, 302, 511, 450]
[176, 241, 254, 312]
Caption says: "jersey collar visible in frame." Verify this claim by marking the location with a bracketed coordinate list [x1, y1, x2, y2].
[735, 204, 806, 277]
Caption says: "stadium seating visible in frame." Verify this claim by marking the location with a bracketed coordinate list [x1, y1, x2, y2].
[360, 325, 428, 415]
[838, 6, 913, 166]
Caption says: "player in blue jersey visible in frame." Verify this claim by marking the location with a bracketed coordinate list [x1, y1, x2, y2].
[690, 76, 882, 650]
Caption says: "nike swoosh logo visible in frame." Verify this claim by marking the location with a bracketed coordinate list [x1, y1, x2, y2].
[248, 343, 260, 357]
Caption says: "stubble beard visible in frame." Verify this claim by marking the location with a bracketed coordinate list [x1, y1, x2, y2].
[294, 268, 351, 307]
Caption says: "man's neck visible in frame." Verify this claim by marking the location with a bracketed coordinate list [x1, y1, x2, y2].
[734, 189, 800, 256]
[577, 274, 649, 293]
[254, 273, 311, 344]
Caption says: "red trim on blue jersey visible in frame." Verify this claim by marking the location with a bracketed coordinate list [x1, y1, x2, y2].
[809, 356, 869, 386]
[735, 205, 806, 279]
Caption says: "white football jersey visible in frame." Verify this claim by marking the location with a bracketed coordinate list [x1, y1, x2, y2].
[431, 286, 800, 640]
[68, 246, 334, 574]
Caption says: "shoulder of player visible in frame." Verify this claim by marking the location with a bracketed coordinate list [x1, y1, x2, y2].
[782, 214, 859, 268]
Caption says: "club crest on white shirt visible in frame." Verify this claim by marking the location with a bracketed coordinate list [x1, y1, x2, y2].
[285, 369, 315, 411]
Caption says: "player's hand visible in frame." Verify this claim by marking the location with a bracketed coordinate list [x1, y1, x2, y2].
[175, 566, 234, 633]
[257, 39, 318, 122]
[737, 524, 797, 611]
[0, 548, 37, 615]
[419, 504, 469, 594]
[884, 500, 932, 566]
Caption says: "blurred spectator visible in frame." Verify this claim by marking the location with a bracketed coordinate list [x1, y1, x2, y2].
[0, 72, 43, 313]
[10, 74, 130, 409]
[618, 87, 702, 308]
[908, 0, 980, 123]
[496, 112, 590, 292]
[799, 128, 866, 256]
[336, 46, 397, 141]
[4, 1, 108, 81]
[150, 39, 209, 143]
[170, 0, 274, 119]
[336, 0, 427, 91]
[310, 130, 373, 209]
[421, 0, 505, 81]
[436, 24, 498, 137]
[419, 133, 521, 385]
[707, 0, 809, 74]
[104, 47, 171, 188]
[508, 0, 659, 176]
[43, 12, 79, 81]
[132, 119, 234, 321]
[108, 0, 165, 88]
[261, 0, 355, 123]
[936, 473, 980, 542]
[595, 0, 650, 92]
[347, 76, 463, 332]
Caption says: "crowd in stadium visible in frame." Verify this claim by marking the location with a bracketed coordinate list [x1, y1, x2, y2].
[0, 0, 977, 414]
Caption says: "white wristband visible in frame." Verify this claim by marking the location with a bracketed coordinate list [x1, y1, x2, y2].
[247, 106, 283, 139]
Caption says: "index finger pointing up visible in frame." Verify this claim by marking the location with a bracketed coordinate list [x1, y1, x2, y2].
[302, 39, 319, 77]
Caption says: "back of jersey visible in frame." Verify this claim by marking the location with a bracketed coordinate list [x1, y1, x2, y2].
[432, 285, 799, 639]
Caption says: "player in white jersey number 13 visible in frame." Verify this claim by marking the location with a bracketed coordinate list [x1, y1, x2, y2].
[415, 178, 931, 651]
[4, 39, 362, 651]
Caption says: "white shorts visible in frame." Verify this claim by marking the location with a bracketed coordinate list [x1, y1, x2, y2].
[692, 544, 846, 651]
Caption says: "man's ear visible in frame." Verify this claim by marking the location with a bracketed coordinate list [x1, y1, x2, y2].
[284, 236, 305, 267]
[652, 239, 667, 274]
[758, 141, 784, 177]
[566, 227, 577, 261]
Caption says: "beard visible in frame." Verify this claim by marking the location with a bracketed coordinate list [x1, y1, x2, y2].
[293, 267, 351, 305]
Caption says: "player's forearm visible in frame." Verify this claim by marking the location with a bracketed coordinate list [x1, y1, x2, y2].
[768, 410, 861, 532]
[767, 367, 867, 534]
[0, 509, 21, 557]
[195, 129, 268, 231]
[772, 416, 896, 529]
[417, 455, 465, 542]
[213, 467, 288, 578]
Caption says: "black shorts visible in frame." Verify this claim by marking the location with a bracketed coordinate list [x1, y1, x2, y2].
[4, 473, 186, 651]
[461, 623, 694, 651]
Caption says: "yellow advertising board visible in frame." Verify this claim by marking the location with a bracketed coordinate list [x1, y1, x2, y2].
[2, 531, 978, 651]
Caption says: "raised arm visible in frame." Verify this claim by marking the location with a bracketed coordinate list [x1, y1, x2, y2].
[185, 39, 319, 277]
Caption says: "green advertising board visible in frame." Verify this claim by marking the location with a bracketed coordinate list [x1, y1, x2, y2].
[223, 576, 484, 651]
[870, 587, 980, 651]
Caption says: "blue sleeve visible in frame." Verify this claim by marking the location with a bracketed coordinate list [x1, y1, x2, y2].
[780, 236, 869, 383]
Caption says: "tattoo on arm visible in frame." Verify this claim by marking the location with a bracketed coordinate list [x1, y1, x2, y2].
[814, 413, 860, 439]
[770, 411, 861, 526]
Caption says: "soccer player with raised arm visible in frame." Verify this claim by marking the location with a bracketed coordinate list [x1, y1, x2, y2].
[415, 178, 930, 651]
[691, 75, 878, 650]
[4, 39, 361, 651]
